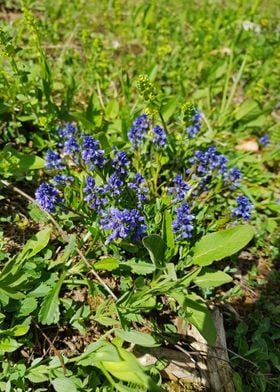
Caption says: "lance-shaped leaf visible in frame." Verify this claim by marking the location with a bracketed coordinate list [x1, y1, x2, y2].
[193, 225, 254, 266]
[38, 271, 66, 325]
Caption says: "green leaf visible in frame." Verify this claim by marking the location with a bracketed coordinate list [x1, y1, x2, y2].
[0, 324, 29, 337]
[51, 377, 77, 392]
[93, 315, 118, 326]
[162, 97, 179, 121]
[246, 115, 266, 128]
[162, 210, 175, 257]
[115, 329, 159, 347]
[0, 287, 25, 299]
[234, 99, 261, 122]
[105, 100, 119, 119]
[0, 337, 22, 353]
[122, 261, 156, 275]
[213, 61, 227, 80]
[69, 111, 95, 128]
[26, 365, 50, 383]
[94, 257, 119, 271]
[50, 234, 76, 269]
[193, 225, 254, 266]
[18, 297, 38, 316]
[102, 346, 149, 387]
[77, 340, 152, 389]
[28, 204, 48, 223]
[96, 132, 111, 154]
[38, 272, 66, 325]
[173, 292, 216, 345]
[179, 267, 202, 287]
[142, 234, 166, 267]
[0, 144, 45, 178]
[18, 227, 52, 262]
[78, 342, 121, 366]
[194, 269, 232, 288]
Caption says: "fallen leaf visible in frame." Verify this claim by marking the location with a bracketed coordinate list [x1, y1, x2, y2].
[236, 138, 259, 152]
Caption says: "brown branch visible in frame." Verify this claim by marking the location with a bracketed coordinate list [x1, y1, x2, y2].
[32, 319, 66, 375]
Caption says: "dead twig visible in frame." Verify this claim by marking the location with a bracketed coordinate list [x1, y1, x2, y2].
[32, 319, 66, 375]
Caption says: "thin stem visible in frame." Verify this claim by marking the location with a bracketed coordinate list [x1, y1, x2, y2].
[32, 318, 66, 375]
[220, 54, 233, 116]
[64, 205, 89, 220]
[96, 81, 105, 110]
[158, 110, 168, 135]
[222, 55, 247, 122]
[68, 328, 115, 363]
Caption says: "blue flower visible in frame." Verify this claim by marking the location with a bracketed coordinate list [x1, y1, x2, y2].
[53, 175, 74, 185]
[128, 173, 148, 207]
[128, 114, 150, 149]
[151, 125, 167, 148]
[99, 207, 147, 244]
[190, 146, 228, 175]
[232, 196, 253, 221]
[259, 134, 270, 146]
[35, 183, 63, 212]
[58, 123, 78, 139]
[172, 202, 195, 240]
[186, 108, 203, 138]
[81, 135, 105, 169]
[189, 146, 228, 192]
[228, 167, 242, 189]
[83, 175, 107, 212]
[45, 149, 65, 170]
[105, 173, 124, 196]
[112, 150, 130, 176]
[62, 136, 80, 155]
[168, 174, 190, 202]
[58, 123, 81, 156]
[133, 173, 145, 185]
[83, 175, 95, 193]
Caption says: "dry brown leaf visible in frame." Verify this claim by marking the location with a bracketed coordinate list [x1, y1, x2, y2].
[235, 138, 259, 152]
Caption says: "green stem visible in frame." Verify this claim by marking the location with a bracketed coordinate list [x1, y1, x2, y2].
[153, 150, 161, 194]
[158, 110, 168, 135]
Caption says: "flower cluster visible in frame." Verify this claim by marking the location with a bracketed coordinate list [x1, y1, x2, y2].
[81, 135, 105, 170]
[172, 202, 195, 240]
[151, 125, 167, 148]
[53, 175, 74, 185]
[99, 207, 147, 244]
[45, 149, 65, 171]
[190, 146, 227, 176]
[127, 114, 167, 150]
[259, 134, 270, 146]
[83, 175, 108, 213]
[35, 115, 253, 246]
[37, 123, 151, 243]
[112, 149, 130, 176]
[128, 173, 148, 208]
[128, 114, 150, 149]
[168, 174, 190, 202]
[188, 146, 241, 190]
[58, 122, 80, 155]
[105, 173, 124, 197]
[137, 74, 158, 103]
[35, 183, 63, 213]
[227, 167, 242, 189]
[186, 108, 203, 138]
[232, 196, 254, 221]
